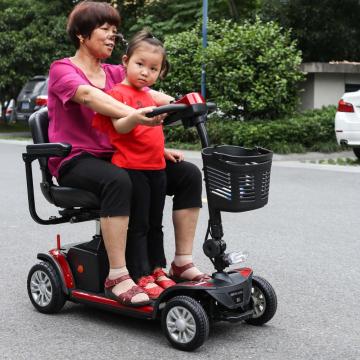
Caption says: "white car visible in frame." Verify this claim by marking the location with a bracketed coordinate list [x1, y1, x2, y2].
[335, 91, 360, 158]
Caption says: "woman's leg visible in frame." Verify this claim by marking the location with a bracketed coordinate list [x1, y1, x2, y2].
[165, 160, 208, 280]
[58, 155, 149, 303]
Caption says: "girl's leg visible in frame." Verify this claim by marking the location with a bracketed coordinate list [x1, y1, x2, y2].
[124, 170, 152, 281]
[147, 170, 167, 270]
[125, 170, 164, 298]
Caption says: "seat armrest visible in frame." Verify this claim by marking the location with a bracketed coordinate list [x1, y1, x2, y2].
[26, 142, 72, 158]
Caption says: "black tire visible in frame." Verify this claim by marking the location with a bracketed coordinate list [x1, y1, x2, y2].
[245, 276, 277, 326]
[27, 261, 66, 314]
[353, 147, 360, 159]
[161, 296, 209, 351]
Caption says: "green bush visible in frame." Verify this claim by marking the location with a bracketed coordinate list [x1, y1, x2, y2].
[164, 106, 338, 153]
[160, 18, 304, 120]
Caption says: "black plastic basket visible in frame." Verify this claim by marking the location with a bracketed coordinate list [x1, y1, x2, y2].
[202, 145, 273, 212]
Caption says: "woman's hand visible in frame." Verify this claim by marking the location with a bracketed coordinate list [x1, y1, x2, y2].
[164, 148, 184, 163]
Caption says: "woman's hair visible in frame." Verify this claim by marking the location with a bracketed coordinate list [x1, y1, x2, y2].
[67, 1, 121, 49]
[125, 30, 170, 79]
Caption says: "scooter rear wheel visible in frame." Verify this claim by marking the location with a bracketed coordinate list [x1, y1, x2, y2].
[246, 275, 277, 326]
[161, 296, 209, 351]
[27, 261, 66, 314]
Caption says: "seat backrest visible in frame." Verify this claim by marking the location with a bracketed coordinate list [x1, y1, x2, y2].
[27, 108, 101, 214]
[28, 108, 54, 202]
[29, 107, 49, 142]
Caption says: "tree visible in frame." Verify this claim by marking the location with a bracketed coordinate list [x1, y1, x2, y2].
[259, 0, 360, 62]
[0, 0, 74, 103]
[161, 19, 303, 119]
[118, 0, 262, 39]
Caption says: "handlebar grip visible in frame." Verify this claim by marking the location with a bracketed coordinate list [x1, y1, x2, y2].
[206, 102, 216, 112]
[145, 104, 188, 117]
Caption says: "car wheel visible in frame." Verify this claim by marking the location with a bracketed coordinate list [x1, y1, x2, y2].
[27, 261, 66, 314]
[353, 147, 360, 159]
[162, 296, 209, 351]
[245, 276, 277, 326]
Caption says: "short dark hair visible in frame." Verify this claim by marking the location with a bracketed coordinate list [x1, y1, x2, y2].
[67, 1, 121, 49]
[126, 30, 170, 80]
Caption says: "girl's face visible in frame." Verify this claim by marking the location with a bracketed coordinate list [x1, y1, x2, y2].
[122, 42, 163, 89]
[81, 23, 117, 59]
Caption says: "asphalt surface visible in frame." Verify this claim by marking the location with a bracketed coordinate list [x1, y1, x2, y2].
[0, 140, 359, 359]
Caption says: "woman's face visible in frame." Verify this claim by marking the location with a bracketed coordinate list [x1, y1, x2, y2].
[82, 23, 118, 59]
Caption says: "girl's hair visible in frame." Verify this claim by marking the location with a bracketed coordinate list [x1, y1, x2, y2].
[125, 30, 170, 79]
[67, 1, 121, 49]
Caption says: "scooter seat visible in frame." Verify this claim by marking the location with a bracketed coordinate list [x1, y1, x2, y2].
[50, 186, 100, 209]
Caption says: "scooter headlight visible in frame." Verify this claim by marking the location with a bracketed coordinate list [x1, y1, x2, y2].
[225, 250, 249, 265]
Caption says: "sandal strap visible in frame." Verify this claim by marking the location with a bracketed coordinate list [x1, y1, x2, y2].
[192, 273, 211, 282]
[118, 285, 145, 303]
[152, 268, 167, 279]
[104, 274, 131, 289]
[171, 261, 196, 275]
[137, 275, 155, 288]
[171, 261, 210, 282]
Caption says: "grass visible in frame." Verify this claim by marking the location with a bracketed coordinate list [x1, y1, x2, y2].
[0, 121, 30, 133]
[166, 141, 202, 151]
[167, 140, 346, 155]
[309, 158, 360, 166]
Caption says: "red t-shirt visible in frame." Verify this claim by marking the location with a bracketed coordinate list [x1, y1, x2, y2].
[93, 83, 165, 170]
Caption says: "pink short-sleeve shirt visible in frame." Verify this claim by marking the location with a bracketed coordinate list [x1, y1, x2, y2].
[47, 58, 126, 178]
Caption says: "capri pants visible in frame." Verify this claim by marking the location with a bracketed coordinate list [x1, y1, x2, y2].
[58, 153, 203, 277]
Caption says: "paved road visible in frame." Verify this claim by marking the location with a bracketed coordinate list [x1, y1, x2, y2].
[0, 141, 359, 360]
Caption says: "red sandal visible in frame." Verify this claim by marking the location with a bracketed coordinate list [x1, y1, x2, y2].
[169, 262, 211, 282]
[137, 275, 164, 299]
[104, 274, 151, 307]
[152, 268, 176, 289]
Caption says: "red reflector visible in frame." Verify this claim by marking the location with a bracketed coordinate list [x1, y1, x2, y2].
[337, 99, 354, 113]
[35, 96, 48, 107]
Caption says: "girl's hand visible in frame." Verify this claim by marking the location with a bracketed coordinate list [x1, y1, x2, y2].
[164, 148, 184, 163]
[112, 106, 165, 134]
[131, 107, 165, 126]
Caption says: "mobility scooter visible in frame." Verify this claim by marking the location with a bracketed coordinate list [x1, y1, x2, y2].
[23, 92, 277, 351]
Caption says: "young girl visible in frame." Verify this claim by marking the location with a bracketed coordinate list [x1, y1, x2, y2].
[93, 30, 178, 300]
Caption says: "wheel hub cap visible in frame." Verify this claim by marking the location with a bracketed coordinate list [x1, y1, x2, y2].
[30, 270, 52, 307]
[175, 318, 186, 332]
[251, 286, 266, 318]
[166, 306, 196, 344]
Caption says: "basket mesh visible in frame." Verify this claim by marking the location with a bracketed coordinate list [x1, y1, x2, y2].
[202, 145, 273, 212]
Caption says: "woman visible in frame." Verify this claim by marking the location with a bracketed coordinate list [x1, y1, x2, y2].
[48, 1, 208, 306]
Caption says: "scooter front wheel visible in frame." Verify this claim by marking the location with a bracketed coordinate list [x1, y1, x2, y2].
[161, 295, 209, 351]
[246, 275, 277, 326]
[27, 261, 66, 314]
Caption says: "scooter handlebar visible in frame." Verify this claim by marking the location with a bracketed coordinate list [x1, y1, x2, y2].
[145, 104, 188, 118]
[146, 101, 217, 126]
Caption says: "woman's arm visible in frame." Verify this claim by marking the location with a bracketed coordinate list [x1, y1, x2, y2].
[73, 85, 134, 118]
[149, 89, 174, 105]
[73, 85, 166, 127]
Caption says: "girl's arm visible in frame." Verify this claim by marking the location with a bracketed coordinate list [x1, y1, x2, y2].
[111, 107, 159, 134]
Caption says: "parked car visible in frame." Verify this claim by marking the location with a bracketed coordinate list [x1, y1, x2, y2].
[335, 91, 360, 159]
[15, 76, 48, 122]
[5, 98, 16, 123]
